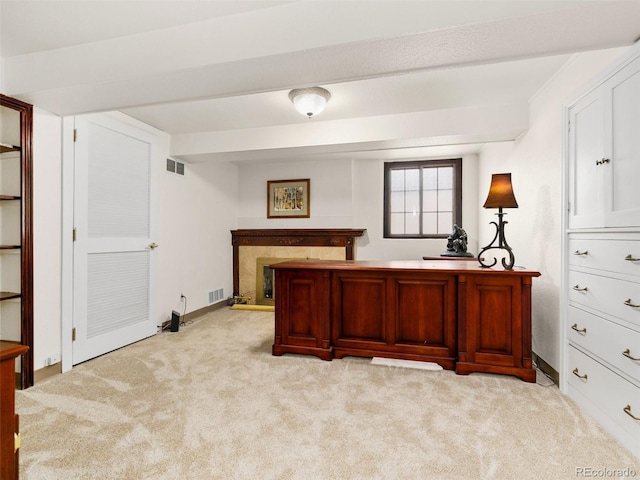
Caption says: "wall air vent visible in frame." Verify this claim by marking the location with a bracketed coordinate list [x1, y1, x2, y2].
[209, 288, 224, 305]
[166, 157, 185, 176]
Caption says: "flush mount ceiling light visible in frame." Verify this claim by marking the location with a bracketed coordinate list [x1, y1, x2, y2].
[288, 87, 331, 118]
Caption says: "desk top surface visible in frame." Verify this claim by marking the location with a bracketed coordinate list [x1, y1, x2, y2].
[0, 341, 29, 362]
[270, 259, 541, 277]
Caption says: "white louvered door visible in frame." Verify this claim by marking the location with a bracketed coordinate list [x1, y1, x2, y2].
[72, 113, 158, 365]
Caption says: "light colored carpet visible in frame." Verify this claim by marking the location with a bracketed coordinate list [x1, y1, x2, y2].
[16, 309, 640, 479]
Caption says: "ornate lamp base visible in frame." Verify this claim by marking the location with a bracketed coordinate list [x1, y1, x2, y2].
[478, 208, 515, 270]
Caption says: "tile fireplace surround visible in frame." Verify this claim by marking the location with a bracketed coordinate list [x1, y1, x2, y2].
[231, 229, 366, 302]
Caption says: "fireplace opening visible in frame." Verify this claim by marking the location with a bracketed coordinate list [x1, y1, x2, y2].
[255, 257, 307, 306]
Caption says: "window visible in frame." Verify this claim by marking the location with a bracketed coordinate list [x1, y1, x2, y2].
[384, 158, 462, 238]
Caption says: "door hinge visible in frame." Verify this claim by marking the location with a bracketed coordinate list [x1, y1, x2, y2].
[73, 129, 77, 142]
[73, 228, 76, 241]
[72, 327, 76, 342]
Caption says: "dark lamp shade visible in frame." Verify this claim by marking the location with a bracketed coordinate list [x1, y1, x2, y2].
[483, 173, 519, 209]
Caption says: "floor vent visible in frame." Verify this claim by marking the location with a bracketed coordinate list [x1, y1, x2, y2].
[209, 288, 224, 304]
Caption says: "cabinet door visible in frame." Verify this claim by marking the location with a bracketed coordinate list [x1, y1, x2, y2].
[331, 271, 456, 367]
[393, 276, 456, 361]
[273, 269, 330, 359]
[331, 272, 388, 349]
[568, 89, 605, 229]
[462, 275, 526, 369]
[605, 57, 640, 227]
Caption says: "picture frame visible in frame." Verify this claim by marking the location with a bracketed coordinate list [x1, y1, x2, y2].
[267, 178, 310, 218]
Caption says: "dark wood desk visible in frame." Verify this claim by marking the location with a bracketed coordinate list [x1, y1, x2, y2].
[1, 341, 29, 480]
[271, 260, 540, 382]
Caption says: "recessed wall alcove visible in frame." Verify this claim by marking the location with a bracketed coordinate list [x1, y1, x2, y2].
[231, 229, 366, 303]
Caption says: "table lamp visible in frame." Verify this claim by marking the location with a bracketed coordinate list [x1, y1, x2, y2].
[478, 173, 518, 270]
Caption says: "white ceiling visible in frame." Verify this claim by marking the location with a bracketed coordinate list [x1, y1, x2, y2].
[1, 0, 639, 163]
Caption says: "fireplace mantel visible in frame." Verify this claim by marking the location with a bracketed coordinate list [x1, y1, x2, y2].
[231, 229, 366, 296]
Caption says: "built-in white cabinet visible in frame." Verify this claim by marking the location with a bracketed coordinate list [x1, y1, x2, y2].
[563, 43, 640, 461]
[0, 94, 33, 389]
[567, 47, 640, 229]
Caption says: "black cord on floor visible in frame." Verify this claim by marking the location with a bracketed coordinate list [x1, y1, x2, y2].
[180, 294, 194, 327]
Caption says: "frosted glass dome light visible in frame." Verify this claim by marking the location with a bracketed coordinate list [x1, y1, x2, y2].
[288, 87, 331, 118]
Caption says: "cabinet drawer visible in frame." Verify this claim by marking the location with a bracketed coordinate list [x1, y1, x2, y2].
[568, 306, 640, 383]
[568, 346, 640, 443]
[568, 270, 640, 328]
[569, 237, 640, 277]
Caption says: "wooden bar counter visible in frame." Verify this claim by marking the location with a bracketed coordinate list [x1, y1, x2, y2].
[271, 259, 541, 382]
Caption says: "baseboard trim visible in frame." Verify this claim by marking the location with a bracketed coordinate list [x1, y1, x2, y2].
[34, 363, 63, 384]
[185, 301, 227, 321]
[532, 352, 559, 386]
[160, 301, 228, 330]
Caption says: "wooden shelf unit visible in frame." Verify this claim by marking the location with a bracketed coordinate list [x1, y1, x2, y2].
[0, 94, 34, 390]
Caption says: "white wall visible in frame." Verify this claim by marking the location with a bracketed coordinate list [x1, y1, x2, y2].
[237, 154, 480, 261]
[0, 58, 4, 95]
[32, 107, 63, 370]
[237, 158, 354, 229]
[354, 155, 479, 260]
[477, 46, 629, 370]
[157, 159, 239, 321]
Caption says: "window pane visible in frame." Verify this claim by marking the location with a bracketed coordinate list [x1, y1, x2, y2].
[406, 190, 419, 213]
[423, 213, 437, 234]
[423, 168, 437, 190]
[405, 168, 420, 191]
[390, 213, 405, 234]
[390, 191, 405, 212]
[438, 189, 453, 212]
[405, 212, 419, 234]
[438, 212, 453, 234]
[423, 190, 437, 211]
[384, 159, 461, 239]
[390, 169, 405, 191]
[438, 167, 453, 189]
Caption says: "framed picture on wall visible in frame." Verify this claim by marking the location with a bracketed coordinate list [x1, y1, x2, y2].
[267, 178, 310, 218]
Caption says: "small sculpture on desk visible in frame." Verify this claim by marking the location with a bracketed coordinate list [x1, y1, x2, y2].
[441, 224, 474, 257]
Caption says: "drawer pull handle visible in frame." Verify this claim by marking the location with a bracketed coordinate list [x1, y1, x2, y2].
[623, 349, 640, 361]
[573, 285, 588, 292]
[625, 254, 640, 262]
[624, 299, 640, 308]
[572, 368, 588, 380]
[573, 250, 589, 256]
[595, 158, 611, 165]
[571, 323, 587, 334]
[623, 405, 640, 421]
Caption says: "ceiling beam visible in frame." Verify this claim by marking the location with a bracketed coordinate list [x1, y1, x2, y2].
[4, 1, 639, 116]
